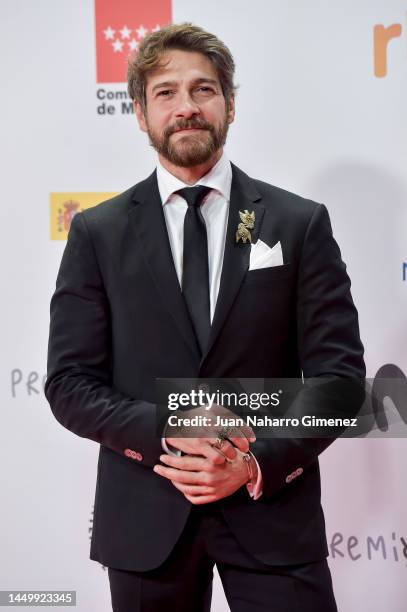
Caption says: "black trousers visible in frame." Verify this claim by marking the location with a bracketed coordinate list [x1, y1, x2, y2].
[108, 503, 338, 612]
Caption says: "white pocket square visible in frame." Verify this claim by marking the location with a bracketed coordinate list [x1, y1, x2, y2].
[249, 240, 284, 270]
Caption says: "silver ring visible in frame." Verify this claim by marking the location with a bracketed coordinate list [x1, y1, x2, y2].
[218, 426, 233, 440]
[211, 437, 225, 450]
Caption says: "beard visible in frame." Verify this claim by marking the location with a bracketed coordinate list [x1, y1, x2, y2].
[145, 115, 229, 167]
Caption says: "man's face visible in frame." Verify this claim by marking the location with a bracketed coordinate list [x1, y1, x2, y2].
[134, 49, 235, 167]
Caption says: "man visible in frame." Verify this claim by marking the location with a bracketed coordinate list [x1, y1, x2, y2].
[45, 23, 365, 611]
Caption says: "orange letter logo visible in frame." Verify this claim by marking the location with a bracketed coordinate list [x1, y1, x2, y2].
[374, 23, 402, 77]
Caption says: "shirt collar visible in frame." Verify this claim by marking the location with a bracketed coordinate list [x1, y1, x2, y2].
[156, 151, 232, 206]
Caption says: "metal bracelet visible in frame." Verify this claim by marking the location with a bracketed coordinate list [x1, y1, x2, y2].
[242, 452, 254, 483]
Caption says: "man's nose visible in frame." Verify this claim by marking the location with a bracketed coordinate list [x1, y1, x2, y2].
[174, 92, 200, 118]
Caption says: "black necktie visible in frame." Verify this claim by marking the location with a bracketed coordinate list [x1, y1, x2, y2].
[175, 186, 212, 355]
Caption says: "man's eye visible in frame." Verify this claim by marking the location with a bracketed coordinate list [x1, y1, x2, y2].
[157, 90, 173, 97]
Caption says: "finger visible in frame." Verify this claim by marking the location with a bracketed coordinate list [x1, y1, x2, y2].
[165, 438, 197, 454]
[229, 436, 249, 453]
[159, 454, 206, 471]
[209, 439, 236, 461]
[225, 422, 256, 445]
[165, 438, 226, 462]
[230, 424, 257, 450]
[199, 442, 228, 466]
[184, 493, 218, 505]
[153, 464, 202, 484]
[241, 425, 256, 443]
[171, 480, 213, 496]
[226, 427, 250, 453]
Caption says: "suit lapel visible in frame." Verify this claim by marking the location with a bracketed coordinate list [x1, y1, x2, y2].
[127, 164, 265, 366]
[128, 170, 201, 360]
[201, 163, 265, 366]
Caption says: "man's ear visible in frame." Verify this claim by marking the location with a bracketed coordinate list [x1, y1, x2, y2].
[133, 101, 148, 132]
[227, 94, 235, 125]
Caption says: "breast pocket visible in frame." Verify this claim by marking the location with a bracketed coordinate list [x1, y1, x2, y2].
[245, 263, 293, 283]
[235, 263, 295, 333]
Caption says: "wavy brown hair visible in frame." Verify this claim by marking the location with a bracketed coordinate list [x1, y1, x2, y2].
[127, 23, 236, 113]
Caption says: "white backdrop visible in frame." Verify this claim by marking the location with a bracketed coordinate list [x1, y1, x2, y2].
[1, 1, 406, 610]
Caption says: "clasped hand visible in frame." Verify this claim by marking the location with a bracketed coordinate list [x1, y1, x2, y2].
[153, 404, 256, 504]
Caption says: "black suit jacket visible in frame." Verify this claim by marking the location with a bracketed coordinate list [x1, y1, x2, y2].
[45, 163, 365, 571]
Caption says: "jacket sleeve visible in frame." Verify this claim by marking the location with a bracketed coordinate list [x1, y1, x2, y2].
[44, 211, 164, 467]
[250, 203, 366, 498]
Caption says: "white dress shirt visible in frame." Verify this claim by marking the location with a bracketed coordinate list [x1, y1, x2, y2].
[157, 152, 263, 500]
[157, 151, 230, 323]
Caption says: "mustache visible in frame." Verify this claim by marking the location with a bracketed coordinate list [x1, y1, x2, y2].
[164, 118, 214, 137]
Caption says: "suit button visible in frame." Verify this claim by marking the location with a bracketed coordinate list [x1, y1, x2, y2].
[124, 448, 142, 461]
[295, 467, 303, 477]
[286, 474, 293, 484]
